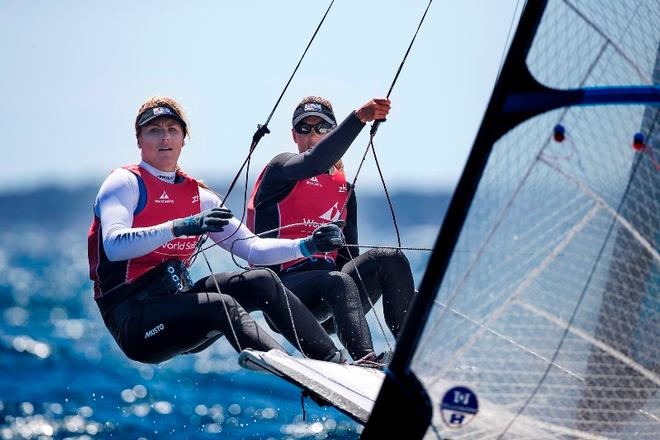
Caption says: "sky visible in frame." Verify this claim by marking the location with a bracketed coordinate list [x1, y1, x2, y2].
[0, 0, 522, 193]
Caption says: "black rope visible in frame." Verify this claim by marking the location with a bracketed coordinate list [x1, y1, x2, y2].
[221, 0, 335, 203]
[495, 0, 523, 81]
[341, 0, 434, 247]
[188, 2, 334, 357]
[195, 0, 435, 261]
[189, 223, 434, 265]
[371, 140, 402, 247]
[330, 0, 435, 345]
[370, 0, 434, 136]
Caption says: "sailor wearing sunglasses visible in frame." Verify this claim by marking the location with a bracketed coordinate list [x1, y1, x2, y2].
[246, 96, 416, 368]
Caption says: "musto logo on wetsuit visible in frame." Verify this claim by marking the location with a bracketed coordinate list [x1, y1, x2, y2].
[145, 323, 165, 339]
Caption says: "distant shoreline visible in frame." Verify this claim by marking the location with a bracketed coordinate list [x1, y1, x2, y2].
[1, 181, 452, 230]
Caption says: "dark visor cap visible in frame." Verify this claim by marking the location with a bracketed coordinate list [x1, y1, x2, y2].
[136, 106, 187, 134]
[292, 101, 336, 126]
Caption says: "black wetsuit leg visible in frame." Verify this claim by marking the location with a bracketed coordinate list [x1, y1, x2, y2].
[341, 248, 416, 337]
[279, 270, 374, 360]
[194, 268, 339, 361]
[106, 288, 284, 364]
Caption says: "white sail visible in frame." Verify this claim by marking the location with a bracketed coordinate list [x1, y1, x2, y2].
[407, 0, 659, 438]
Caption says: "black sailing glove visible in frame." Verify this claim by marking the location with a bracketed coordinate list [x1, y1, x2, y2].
[300, 222, 345, 256]
[172, 207, 233, 237]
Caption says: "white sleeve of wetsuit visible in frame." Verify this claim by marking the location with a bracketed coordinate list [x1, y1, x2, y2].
[200, 188, 306, 265]
[95, 168, 176, 261]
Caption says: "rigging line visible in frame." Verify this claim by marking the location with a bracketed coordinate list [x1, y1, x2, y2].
[263, 0, 335, 127]
[345, 244, 433, 252]
[349, 0, 437, 244]
[334, 0, 437, 332]
[182, 0, 336, 359]
[343, 243, 394, 352]
[265, 267, 309, 359]
[191, 221, 320, 259]
[188, 152, 256, 261]
[303, 186, 397, 349]
[223, 241, 318, 359]
[339, 0, 434, 244]
[369, 0, 434, 136]
[221, 0, 335, 204]
[199, 248, 242, 353]
[191, 222, 309, 260]
[370, 140, 401, 247]
[385, 0, 433, 99]
[188, 192, 307, 357]
[495, 0, 523, 82]
[186, 186, 235, 267]
[497, 152, 653, 439]
[226, 227, 300, 270]
[224, 223, 394, 353]
[646, 107, 659, 136]
[213, 151, 254, 248]
[428, 423, 443, 440]
[192, 224, 434, 256]
[211, 1, 335, 250]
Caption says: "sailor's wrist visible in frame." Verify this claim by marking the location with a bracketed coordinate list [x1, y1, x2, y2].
[299, 238, 313, 257]
[353, 110, 366, 125]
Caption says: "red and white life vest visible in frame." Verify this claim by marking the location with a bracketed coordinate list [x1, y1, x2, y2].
[247, 166, 348, 271]
[88, 164, 201, 298]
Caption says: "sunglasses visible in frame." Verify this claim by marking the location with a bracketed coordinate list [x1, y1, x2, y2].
[294, 121, 335, 135]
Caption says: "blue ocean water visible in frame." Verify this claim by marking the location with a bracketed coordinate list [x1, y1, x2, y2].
[0, 186, 445, 439]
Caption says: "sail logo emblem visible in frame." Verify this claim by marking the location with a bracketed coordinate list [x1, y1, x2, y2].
[319, 203, 341, 222]
[155, 191, 174, 204]
[440, 386, 479, 428]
